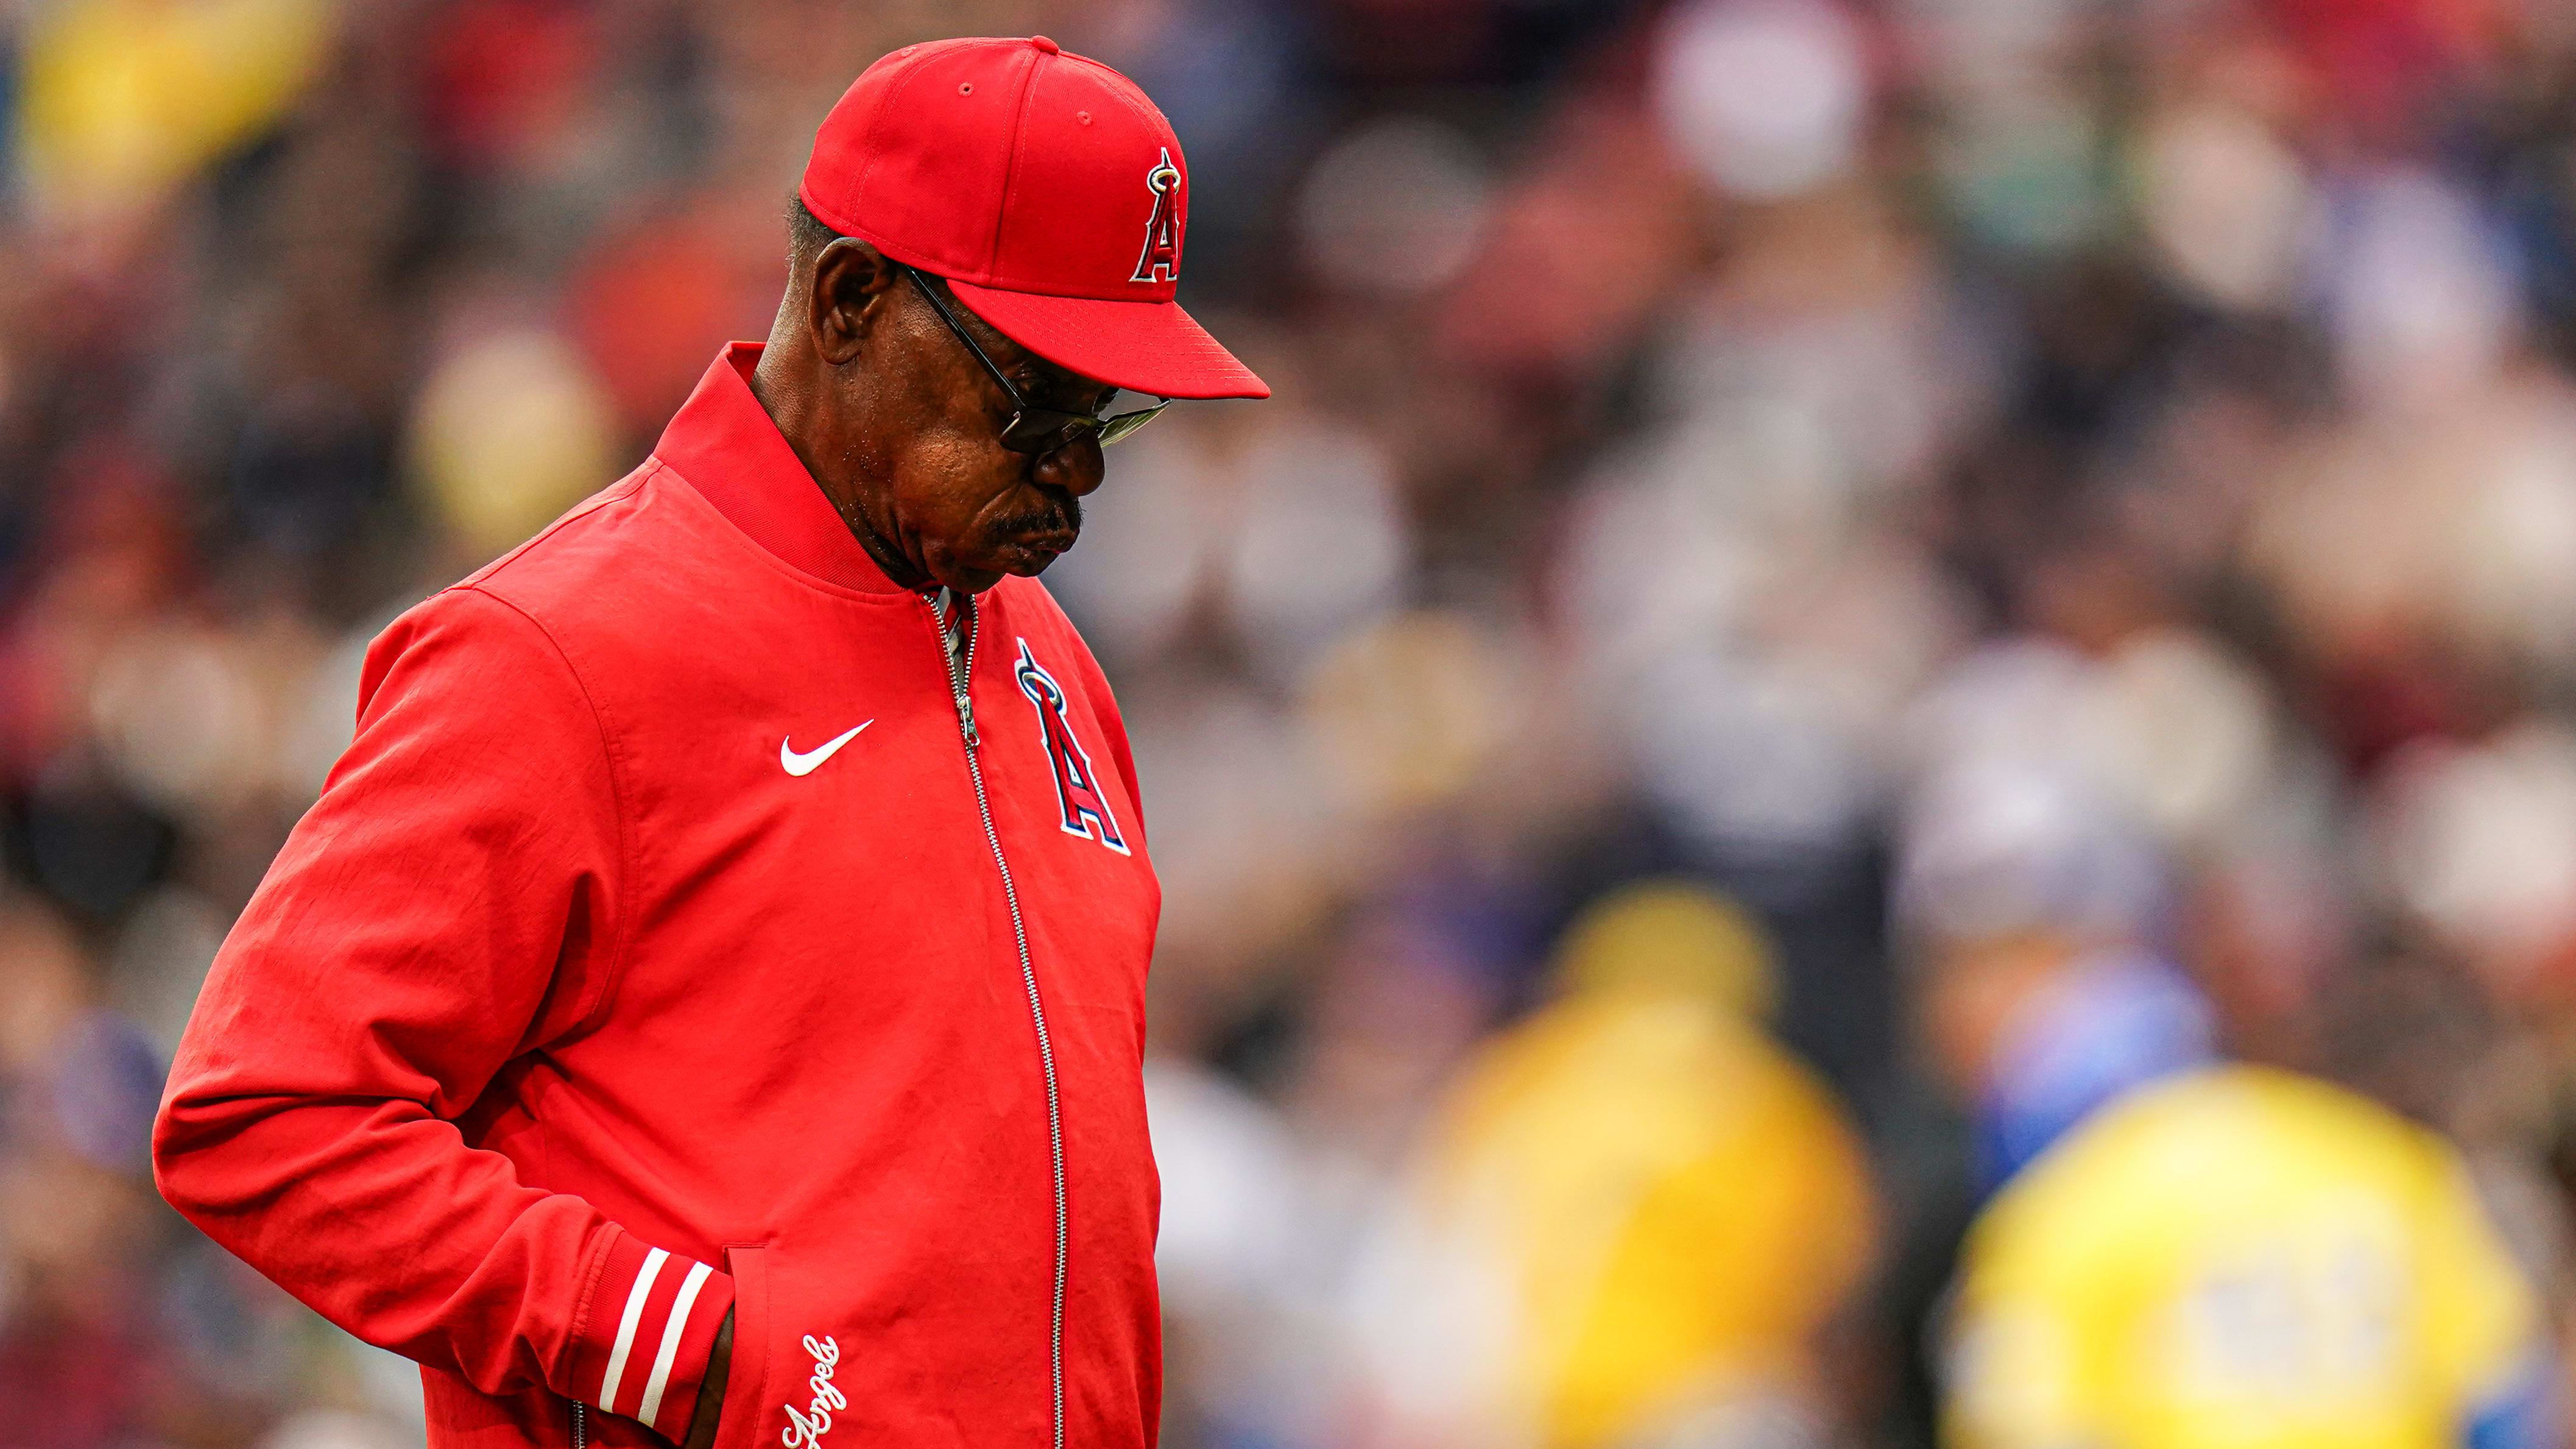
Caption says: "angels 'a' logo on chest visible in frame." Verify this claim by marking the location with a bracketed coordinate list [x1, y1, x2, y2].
[1012, 638, 1129, 855]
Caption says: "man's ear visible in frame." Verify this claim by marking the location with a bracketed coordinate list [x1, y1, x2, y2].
[806, 238, 899, 367]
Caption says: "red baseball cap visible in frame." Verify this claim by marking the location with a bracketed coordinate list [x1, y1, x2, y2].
[798, 35, 1269, 402]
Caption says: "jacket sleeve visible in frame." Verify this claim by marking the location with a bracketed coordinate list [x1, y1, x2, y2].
[152, 584, 732, 1443]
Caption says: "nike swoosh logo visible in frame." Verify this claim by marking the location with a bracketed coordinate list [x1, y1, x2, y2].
[780, 721, 873, 776]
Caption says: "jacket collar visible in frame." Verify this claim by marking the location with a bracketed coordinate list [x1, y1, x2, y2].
[653, 342, 909, 594]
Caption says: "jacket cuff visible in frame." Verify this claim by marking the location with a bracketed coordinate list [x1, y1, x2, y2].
[572, 1231, 736, 1442]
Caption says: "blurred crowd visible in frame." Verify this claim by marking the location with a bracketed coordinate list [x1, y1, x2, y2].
[10, 0, 2576, 1447]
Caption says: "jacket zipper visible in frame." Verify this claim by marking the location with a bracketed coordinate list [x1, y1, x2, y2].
[571, 1400, 586, 1449]
[930, 592, 1067, 1449]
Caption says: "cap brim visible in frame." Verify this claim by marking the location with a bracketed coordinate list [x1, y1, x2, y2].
[945, 281, 1271, 400]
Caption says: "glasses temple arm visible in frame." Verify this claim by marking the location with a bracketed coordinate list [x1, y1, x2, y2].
[905, 267, 1028, 408]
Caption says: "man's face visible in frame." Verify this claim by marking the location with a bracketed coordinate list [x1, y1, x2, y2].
[867, 278, 1117, 594]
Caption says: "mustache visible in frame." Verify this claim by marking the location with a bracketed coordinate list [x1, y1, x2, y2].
[992, 492, 1081, 538]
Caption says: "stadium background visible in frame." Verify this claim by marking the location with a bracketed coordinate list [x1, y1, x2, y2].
[7, 0, 2576, 1445]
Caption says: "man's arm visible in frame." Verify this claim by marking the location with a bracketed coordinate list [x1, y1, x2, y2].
[154, 586, 730, 1445]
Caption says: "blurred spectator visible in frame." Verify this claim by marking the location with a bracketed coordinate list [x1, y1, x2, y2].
[14, 0, 335, 223]
[1943, 1065, 2553, 1449]
[1337, 882, 1876, 1449]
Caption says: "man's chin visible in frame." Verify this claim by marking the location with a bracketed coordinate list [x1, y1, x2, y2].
[994, 536, 1074, 576]
[930, 534, 1075, 592]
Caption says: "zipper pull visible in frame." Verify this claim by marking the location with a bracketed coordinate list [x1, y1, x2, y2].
[925, 587, 981, 749]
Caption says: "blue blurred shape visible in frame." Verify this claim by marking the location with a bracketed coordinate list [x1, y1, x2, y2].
[1979, 952, 2217, 1188]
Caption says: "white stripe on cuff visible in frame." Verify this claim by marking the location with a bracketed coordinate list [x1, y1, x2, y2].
[638, 1260, 716, 1431]
[599, 1247, 669, 1414]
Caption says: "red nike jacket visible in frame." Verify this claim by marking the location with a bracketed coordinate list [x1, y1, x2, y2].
[153, 344, 1165, 1449]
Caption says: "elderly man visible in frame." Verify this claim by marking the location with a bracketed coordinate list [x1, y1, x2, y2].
[152, 35, 1265, 1449]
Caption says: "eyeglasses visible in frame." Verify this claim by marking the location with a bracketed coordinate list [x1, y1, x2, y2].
[905, 266, 1169, 454]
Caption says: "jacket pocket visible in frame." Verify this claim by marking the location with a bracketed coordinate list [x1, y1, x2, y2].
[763, 1263, 852, 1449]
[710, 1245, 772, 1449]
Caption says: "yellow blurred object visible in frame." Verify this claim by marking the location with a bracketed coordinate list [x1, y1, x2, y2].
[1550, 879, 1779, 1021]
[408, 330, 619, 561]
[16, 0, 336, 220]
[1946, 1065, 2542, 1449]
[1403, 893, 1874, 1449]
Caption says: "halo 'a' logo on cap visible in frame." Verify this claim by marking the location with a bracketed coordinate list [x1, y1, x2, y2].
[1130, 147, 1182, 285]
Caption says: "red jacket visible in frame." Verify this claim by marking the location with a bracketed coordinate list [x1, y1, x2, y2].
[154, 345, 1165, 1449]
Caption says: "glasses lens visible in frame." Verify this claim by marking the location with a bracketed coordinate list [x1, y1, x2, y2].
[997, 398, 1172, 453]
[1096, 401, 1170, 446]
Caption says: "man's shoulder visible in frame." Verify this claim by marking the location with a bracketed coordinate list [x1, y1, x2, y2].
[367, 461, 749, 696]
[453, 459, 772, 651]
[459, 461, 671, 619]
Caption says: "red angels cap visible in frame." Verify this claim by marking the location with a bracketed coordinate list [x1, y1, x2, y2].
[799, 35, 1269, 401]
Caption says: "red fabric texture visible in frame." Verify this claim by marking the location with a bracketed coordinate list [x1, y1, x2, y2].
[155, 346, 1165, 1449]
[797, 36, 1266, 399]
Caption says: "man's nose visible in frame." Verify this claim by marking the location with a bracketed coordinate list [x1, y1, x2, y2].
[1034, 440, 1105, 498]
